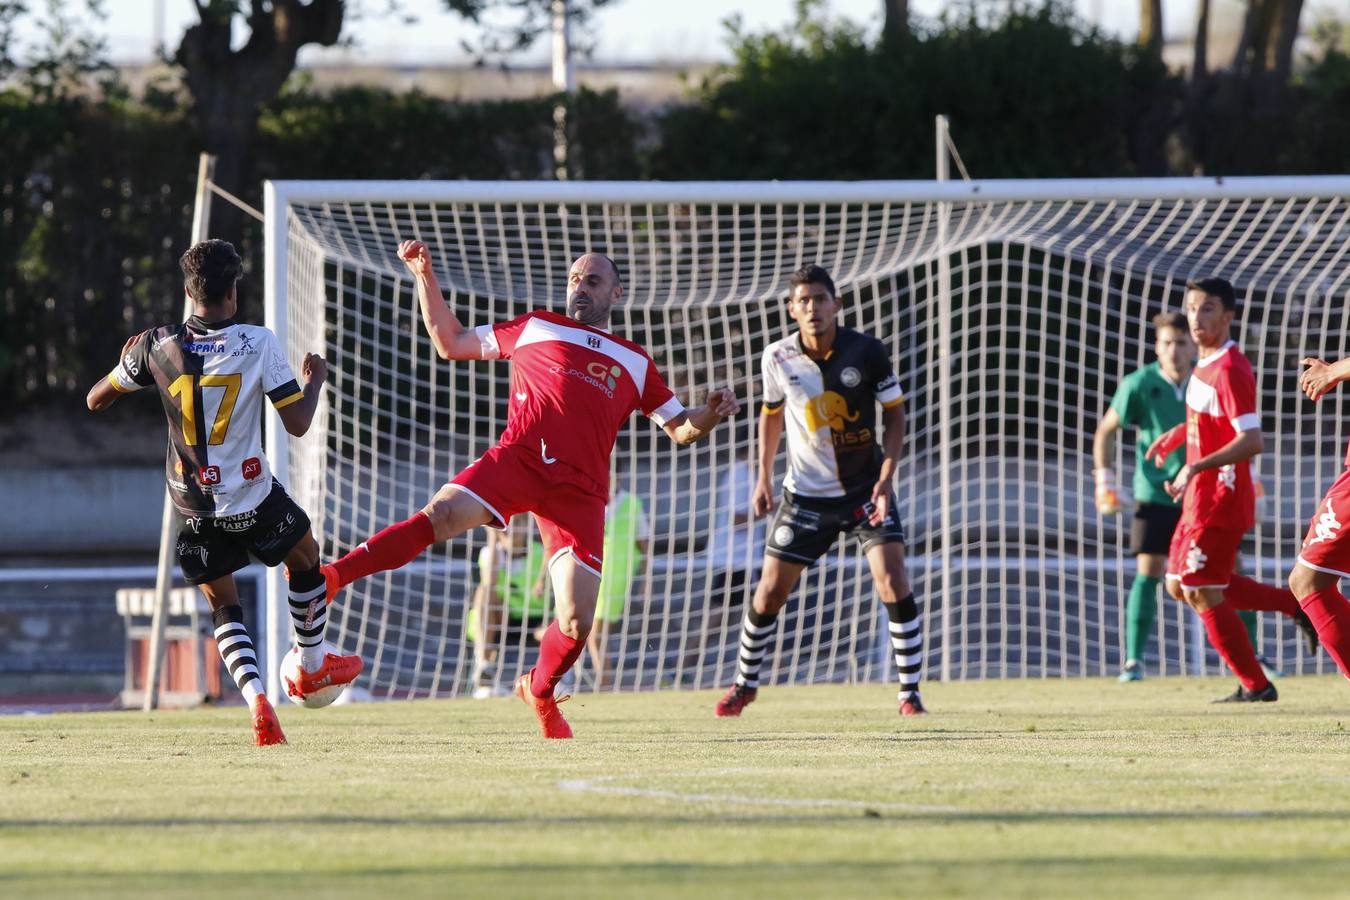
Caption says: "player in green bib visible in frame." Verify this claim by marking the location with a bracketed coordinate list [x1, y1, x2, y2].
[469, 517, 549, 698]
[587, 485, 650, 689]
[1094, 312, 1265, 681]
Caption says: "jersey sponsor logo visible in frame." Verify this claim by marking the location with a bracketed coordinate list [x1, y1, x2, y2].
[1306, 499, 1342, 547]
[182, 516, 203, 534]
[121, 351, 140, 377]
[540, 439, 557, 465]
[184, 340, 227, 354]
[840, 367, 861, 388]
[586, 361, 622, 390]
[773, 525, 795, 546]
[176, 541, 209, 567]
[586, 335, 602, 349]
[548, 364, 615, 399]
[877, 374, 899, 393]
[198, 465, 221, 486]
[805, 391, 860, 433]
[515, 391, 528, 402]
[230, 333, 257, 357]
[1218, 464, 1236, 491]
[241, 457, 262, 481]
[1183, 540, 1208, 575]
[218, 509, 259, 533]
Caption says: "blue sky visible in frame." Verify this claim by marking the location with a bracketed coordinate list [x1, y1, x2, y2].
[32, 0, 1169, 65]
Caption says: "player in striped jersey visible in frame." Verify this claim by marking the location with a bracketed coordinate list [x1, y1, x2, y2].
[86, 239, 362, 745]
[715, 264, 923, 719]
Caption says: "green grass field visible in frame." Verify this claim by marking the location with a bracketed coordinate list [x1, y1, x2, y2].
[4, 677, 1350, 899]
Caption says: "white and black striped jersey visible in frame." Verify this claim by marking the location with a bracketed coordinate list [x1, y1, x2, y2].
[108, 315, 304, 517]
[761, 327, 904, 497]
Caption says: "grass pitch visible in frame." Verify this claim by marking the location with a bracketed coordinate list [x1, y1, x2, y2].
[4, 677, 1350, 899]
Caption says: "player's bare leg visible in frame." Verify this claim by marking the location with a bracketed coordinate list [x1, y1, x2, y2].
[1289, 563, 1350, 678]
[198, 576, 285, 746]
[516, 552, 599, 738]
[282, 531, 363, 702]
[586, 618, 610, 691]
[866, 541, 925, 716]
[716, 554, 805, 717]
[1174, 583, 1275, 702]
[323, 484, 494, 601]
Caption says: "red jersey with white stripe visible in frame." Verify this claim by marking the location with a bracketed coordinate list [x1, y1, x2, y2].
[1180, 340, 1259, 533]
[474, 310, 683, 497]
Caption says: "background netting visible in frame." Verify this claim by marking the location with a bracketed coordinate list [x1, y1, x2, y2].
[273, 183, 1350, 698]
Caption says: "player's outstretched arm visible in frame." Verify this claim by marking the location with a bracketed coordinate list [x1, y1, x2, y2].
[1145, 422, 1185, 468]
[398, 240, 485, 361]
[1300, 356, 1350, 402]
[276, 353, 328, 437]
[1092, 407, 1123, 514]
[662, 388, 741, 445]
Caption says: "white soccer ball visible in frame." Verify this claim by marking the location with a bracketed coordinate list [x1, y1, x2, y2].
[279, 643, 349, 709]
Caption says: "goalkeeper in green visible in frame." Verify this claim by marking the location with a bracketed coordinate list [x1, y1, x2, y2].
[1094, 312, 1268, 680]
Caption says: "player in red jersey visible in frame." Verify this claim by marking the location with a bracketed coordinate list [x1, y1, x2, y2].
[1145, 277, 1318, 703]
[1285, 353, 1350, 681]
[321, 240, 740, 737]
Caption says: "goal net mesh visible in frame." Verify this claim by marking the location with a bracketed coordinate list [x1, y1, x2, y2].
[274, 184, 1350, 698]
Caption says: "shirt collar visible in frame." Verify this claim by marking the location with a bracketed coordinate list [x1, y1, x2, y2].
[1195, 339, 1235, 368]
[186, 315, 236, 331]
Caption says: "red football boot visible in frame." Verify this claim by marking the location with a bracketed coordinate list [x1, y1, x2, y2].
[899, 696, 928, 717]
[514, 669, 573, 739]
[285, 650, 364, 701]
[715, 683, 757, 717]
[319, 563, 341, 605]
[251, 695, 287, 746]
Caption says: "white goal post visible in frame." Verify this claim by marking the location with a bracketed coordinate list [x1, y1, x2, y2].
[263, 176, 1350, 702]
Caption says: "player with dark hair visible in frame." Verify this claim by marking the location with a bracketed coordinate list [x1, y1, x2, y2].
[715, 263, 923, 718]
[86, 239, 363, 745]
[1145, 277, 1318, 702]
[320, 240, 740, 738]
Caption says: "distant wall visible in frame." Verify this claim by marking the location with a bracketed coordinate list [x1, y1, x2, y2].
[0, 467, 163, 554]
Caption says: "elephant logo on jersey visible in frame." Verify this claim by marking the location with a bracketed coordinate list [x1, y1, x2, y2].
[1184, 540, 1208, 575]
[1306, 499, 1342, 546]
[586, 361, 622, 390]
[805, 391, 859, 433]
[1218, 464, 1236, 491]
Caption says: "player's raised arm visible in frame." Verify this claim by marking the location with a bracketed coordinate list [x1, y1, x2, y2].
[661, 388, 741, 445]
[399, 240, 486, 361]
[275, 352, 329, 437]
[86, 331, 151, 412]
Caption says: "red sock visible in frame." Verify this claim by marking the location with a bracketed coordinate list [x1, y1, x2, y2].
[1299, 588, 1350, 679]
[531, 620, 585, 699]
[1199, 603, 1269, 692]
[1226, 574, 1302, 617]
[330, 512, 435, 589]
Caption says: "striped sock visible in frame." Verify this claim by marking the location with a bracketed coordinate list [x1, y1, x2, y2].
[887, 594, 922, 701]
[213, 605, 262, 705]
[287, 565, 329, 671]
[733, 608, 777, 689]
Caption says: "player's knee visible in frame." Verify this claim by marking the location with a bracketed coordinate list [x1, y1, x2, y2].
[284, 533, 320, 572]
[1288, 564, 1315, 601]
[1164, 578, 1184, 602]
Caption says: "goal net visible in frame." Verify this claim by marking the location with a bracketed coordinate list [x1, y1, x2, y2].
[264, 178, 1350, 700]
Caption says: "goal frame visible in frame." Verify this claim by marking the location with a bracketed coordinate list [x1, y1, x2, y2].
[262, 175, 1350, 701]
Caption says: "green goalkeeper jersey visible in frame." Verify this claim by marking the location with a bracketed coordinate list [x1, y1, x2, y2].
[1108, 362, 1187, 507]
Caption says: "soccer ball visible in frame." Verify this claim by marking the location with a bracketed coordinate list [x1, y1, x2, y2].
[279, 643, 348, 709]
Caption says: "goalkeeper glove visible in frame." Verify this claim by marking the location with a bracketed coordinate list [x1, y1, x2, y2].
[1094, 468, 1121, 515]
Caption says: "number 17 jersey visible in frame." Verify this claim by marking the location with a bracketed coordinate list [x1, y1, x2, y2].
[107, 315, 304, 517]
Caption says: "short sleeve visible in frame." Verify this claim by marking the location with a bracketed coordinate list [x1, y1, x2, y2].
[262, 330, 304, 409]
[761, 346, 785, 413]
[481, 313, 534, 361]
[870, 339, 904, 408]
[107, 330, 154, 393]
[1220, 361, 1260, 432]
[1108, 374, 1135, 426]
[641, 358, 684, 426]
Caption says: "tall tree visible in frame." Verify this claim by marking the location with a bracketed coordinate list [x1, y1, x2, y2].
[1139, 0, 1163, 55]
[882, 0, 907, 39]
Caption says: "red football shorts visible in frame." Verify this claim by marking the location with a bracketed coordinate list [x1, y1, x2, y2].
[1166, 522, 1244, 589]
[449, 442, 605, 578]
[1298, 467, 1350, 579]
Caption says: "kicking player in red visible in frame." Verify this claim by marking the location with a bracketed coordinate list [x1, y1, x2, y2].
[321, 240, 740, 737]
[1286, 354, 1350, 679]
[1146, 277, 1318, 702]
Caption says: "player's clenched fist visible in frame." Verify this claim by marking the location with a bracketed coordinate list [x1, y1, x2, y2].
[301, 352, 328, 386]
[752, 477, 775, 519]
[398, 240, 432, 277]
[705, 388, 741, 418]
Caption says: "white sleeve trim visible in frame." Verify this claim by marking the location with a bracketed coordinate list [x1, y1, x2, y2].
[1232, 413, 1261, 432]
[877, 384, 904, 405]
[648, 396, 685, 426]
[475, 323, 501, 360]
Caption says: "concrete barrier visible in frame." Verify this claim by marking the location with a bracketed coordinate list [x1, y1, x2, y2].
[0, 467, 163, 553]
